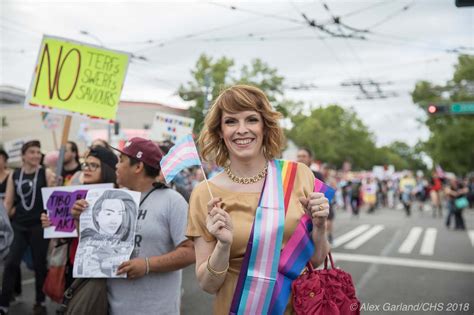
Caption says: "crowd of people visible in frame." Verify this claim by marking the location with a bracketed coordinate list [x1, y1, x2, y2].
[0, 84, 472, 315]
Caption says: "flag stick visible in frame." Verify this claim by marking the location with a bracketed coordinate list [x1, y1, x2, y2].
[200, 163, 214, 200]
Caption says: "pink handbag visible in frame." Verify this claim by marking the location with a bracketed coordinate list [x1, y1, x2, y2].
[292, 253, 360, 315]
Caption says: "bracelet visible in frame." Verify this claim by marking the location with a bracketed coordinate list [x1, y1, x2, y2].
[145, 257, 150, 275]
[207, 255, 229, 276]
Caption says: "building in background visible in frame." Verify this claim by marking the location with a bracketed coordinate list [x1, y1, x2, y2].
[0, 85, 190, 159]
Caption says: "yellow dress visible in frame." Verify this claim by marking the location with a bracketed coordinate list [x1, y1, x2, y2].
[186, 162, 315, 315]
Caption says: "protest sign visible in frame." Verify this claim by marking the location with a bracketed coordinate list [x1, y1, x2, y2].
[150, 112, 194, 142]
[41, 112, 62, 130]
[3, 137, 32, 163]
[74, 188, 140, 278]
[25, 35, 130, 121]
[41, 183, 113, 238]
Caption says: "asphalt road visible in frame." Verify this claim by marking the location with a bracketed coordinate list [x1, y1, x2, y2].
[2, 205, 473, 315]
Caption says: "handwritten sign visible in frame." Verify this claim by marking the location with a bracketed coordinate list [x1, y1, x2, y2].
[42, 183, 113, 238]
[3, 137, 32, 163]
[47, 190, 87, 232]
[41, 112, 62, 130]
[25, 35, 130, 121]
[150, 112, 195, 142]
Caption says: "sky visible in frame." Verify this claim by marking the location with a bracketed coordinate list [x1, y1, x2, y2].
[1, 0, 473, 147]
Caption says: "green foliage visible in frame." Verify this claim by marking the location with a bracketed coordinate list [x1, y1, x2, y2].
[288, 105, 378, 170]
[374, 141, 427, 171]
[178, 55, 234, 133]
[412, 54, 474, 175]
[178, 54, 287, 134]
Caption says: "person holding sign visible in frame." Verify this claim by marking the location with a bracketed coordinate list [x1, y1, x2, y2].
[41, 146, 118, 288]
[1, 140, 55, 315]
[71, 137, 195, 315]
[186, 85, 330, 314]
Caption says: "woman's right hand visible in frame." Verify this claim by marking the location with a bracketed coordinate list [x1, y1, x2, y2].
[71, 199, 89, 220]
[206, 197, 233, 245]
[40, 213, 51, 228]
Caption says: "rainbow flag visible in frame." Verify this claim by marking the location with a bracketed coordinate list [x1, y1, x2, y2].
[160, 135, 201, 183]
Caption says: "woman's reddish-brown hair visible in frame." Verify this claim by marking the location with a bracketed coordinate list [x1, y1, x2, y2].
[198, 85, 285, 166]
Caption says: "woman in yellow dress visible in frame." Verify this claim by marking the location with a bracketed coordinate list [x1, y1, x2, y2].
[186, 85, 330, 314]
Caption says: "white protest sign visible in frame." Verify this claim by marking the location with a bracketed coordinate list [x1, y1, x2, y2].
[74, 188, 141, 278]
[150, 112, 194, 142]
[3, 137, 32, 163]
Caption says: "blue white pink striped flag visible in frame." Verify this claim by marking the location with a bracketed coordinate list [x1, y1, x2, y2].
[160, 135, 202, 184]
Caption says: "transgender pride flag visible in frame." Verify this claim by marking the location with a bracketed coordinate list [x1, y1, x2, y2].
[160, 135, 202, 184]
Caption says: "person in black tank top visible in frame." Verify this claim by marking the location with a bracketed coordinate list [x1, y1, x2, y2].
[0, 140, 55, 315]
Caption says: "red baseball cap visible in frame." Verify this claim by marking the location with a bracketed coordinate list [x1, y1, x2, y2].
[112, 137, 163, 170]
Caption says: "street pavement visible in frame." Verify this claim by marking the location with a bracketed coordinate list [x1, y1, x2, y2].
[2, 205, 473, 314]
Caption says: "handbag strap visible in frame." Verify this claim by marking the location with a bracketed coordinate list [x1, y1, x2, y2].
[56, 278, 90, 314]
[307, 252, 335, 272]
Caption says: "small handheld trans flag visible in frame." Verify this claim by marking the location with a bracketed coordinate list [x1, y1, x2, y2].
[160, 135, 201, 183]
[159, 134, 214, 198]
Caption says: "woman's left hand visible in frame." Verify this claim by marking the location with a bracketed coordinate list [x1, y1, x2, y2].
[117, 258, 147, 279]
[299, 192, 329, 228]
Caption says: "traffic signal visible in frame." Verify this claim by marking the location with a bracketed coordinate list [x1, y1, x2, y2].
[455, 0, 474, 7]
[427, 104, 449, 115]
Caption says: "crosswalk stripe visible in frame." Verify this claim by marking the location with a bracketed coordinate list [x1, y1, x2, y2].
[468, 230, 474, 248]
[332, 224, 371, 248]
[332, 253, 474, 273]
[344, 225, 385, 250]
[420, 228, 437, 256]
[398, 227, 423, 254]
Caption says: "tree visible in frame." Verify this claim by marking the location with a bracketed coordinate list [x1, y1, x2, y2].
[374, 141, 426, 171]
[178, 55, 234, 134]
[412, 55, 474, 175]
[287, 105, 379, 170]
[178, 54, 286, 133]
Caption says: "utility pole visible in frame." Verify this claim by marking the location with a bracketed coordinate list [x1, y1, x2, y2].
[79, 30, 114, 143]
[203, 72, 212, 113]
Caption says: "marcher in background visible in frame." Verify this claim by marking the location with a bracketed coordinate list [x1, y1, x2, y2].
[187, 85, 330, 314]
[349, 180, 362, 216]
[399, 172, 416, 217]
[445, 177, 468, 230]
[1, 140, 55, 315]
[387, 179, 396, 209]
[430, 170, 444, 218]
[363, 177, 377, 214]
[296, 147, 324, 181]
[61, 141, 81, 185]
[414, 172, 428, 213]
[72, 137, 195, 315]
[468, 175, 474, 208]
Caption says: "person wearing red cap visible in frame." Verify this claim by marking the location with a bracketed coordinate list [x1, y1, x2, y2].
[72, 137, 195, 315]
